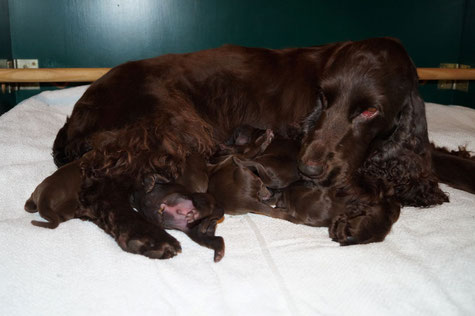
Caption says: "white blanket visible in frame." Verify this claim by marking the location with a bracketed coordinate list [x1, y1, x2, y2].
[1, 86, 474, 315]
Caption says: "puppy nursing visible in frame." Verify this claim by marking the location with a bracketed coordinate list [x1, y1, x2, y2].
[25, 124, 359, 259]
[130, 155, 225, 262]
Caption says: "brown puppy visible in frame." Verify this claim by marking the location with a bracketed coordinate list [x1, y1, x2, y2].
[175, 152, 209, 193]
[271, 181, 400, 245]
[240, 135, 301, 190]
[24, 160, 84, 228]
[131, 155, 225, 262]
[207, 155, 274, 216]
[218, 125, 301, 190]
[216, 125, 275, 158]
[270, 181, 346, 226]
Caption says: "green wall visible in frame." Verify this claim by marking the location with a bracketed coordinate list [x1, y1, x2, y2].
[454, 0, 475, 106]
[0, 0, 14, 114]
[2, 0, 474, 110]
[0, 0, 11, 59]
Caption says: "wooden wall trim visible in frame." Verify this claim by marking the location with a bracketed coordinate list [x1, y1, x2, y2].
[0, 67, 474, 82]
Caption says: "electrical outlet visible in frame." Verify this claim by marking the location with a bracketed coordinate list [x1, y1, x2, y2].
[14, 59, 40, 90]
[438, 63, 470, 92]
[454, 64, 470, 92]
[14, 59, 38, 69]
[0, 59, 13, 94]
[0, 59, 8, 68]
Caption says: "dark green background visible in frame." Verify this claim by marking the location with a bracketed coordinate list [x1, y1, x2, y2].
[1, 0, 474, 114]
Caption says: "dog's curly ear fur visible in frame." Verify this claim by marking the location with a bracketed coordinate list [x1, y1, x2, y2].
[359, 79, 448, 207]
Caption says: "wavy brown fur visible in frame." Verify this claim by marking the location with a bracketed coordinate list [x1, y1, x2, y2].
[52, 38, 451, 256]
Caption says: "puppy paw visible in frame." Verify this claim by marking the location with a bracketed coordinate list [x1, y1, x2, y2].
[212, 236, 225, 262]
[198, 217, 218, 235]
[24, 198, 37, 213]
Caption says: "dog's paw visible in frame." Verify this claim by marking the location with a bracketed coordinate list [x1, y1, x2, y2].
[329, 211, 369, 246]
[120, 230, 182, 259]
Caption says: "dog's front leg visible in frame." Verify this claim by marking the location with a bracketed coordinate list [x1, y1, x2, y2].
[329, 197, 400, 245]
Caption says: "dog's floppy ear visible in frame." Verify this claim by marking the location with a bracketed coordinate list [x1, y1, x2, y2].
[359, 77, 448, 207]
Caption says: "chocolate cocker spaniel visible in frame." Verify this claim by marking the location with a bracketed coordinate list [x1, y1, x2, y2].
[51, 37, 466, 258]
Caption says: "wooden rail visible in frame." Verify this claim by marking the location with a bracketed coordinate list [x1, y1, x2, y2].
[0, 67, 474, 82]
[0, 68, 111, 83]
[417, 68, 475, 80]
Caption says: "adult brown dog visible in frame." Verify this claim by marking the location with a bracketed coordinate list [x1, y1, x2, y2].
[52, 37, 454, 259]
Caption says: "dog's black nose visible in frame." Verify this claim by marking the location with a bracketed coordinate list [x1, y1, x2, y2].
[298, 161, 324, 177]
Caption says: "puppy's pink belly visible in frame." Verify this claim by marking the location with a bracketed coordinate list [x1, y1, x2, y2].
[161, 200, 197, 231]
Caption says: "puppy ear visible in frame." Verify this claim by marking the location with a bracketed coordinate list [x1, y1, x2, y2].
[142, 172, 170, 193]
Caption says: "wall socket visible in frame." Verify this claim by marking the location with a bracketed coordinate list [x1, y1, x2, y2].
[0, 59, 9, 68]
[0, 59, 13, 94]
[438, 63, 470, 92]
[14, 59, 40, 90]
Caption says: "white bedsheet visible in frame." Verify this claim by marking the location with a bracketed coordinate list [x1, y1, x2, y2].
[1, 86, 474, 316]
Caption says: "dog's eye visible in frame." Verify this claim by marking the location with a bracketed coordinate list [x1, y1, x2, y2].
[360, 107, 378, 119]
[319, 92, 328, 109]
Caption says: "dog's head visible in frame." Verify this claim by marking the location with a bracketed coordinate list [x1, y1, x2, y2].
[299, 39, 412, 181]
[298, 38, 447, 206]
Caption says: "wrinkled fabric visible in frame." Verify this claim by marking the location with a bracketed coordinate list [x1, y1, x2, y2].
[0, 86, 474, 315]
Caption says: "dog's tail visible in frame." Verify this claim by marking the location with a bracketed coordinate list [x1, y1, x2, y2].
[30, 200, 60, 229]
[431, 144, 475, 194]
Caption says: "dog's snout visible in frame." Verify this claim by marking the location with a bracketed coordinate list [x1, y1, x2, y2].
[298, 161, 324, 177]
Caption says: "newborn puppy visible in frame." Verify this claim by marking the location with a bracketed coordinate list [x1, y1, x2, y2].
[24, 133, 118, 229]
[24, 160, 84, 228]
[131, 172, 225, 262]
[207, 155, 275, 216]
[242, 134, 301, 189]
[271, 181, 400, 244]
[175, 152, 209, 193]
[216, 125, 300, 189]
[216, 125, 274, 158]
[270, 181, 346, 226]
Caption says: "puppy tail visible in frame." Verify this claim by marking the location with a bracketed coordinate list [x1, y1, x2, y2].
[431, 144, 475, 194]
[31, 200, 60, 229]
[31, 219, 59, 229]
